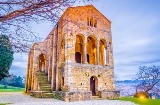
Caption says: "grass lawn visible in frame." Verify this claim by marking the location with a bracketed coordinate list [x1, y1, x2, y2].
[0, 84, 24, 92]
[119, 97, 160, 105]
[0, 103, 11, 105]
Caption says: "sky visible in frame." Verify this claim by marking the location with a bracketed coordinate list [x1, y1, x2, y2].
[9, 0, 160, 80]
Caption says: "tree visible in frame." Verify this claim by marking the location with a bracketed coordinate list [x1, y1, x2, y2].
[134, 65, 160, 98]
[0, 75, 24, 88]
[0, 0, 94, 53]
[0, 35, 14, 81]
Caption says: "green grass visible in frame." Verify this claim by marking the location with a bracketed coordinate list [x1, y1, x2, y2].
[119, 97, 160, 105]
[0, 103, 11, 105]
[0, 84, 24, 92]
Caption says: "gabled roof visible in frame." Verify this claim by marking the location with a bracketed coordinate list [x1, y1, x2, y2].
[65, 4, 111, 23]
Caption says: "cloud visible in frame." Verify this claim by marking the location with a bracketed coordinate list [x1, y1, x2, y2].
[106, 0, 160, 80]
[9, 53, 28, 77]
[9, 0, 160, 80]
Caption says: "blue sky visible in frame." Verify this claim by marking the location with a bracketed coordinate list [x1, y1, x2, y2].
[9, 0, 160, 80]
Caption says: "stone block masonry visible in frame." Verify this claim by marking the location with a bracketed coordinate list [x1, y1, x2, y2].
[25, 5, 120, 101]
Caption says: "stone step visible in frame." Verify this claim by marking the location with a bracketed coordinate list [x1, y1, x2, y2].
[41, 86, 51, 88]
[35, 71, 52, 95]
[42, 93, 54, 98]
[36, 74, 47, 76]
[92, 96, 102, 100]
[37, 73, 46, 75]
[38, 81, 50, 83]
[41, 85, 51, 87]
[31, 91, 51, 98]
[39, 83, 50, 86]
[40, 84, 50, 86]
[38, 80, 48, 82]
[41, 87, 51, 90]
[37, 77, 47, 78]
[41, 89, 51, 91]
[37, 77, 48, 79]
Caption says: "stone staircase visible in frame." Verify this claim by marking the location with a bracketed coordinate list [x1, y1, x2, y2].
[31, 71, 54, 98]
[92, 96, 102, 100]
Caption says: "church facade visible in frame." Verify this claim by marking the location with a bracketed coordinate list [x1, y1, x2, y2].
[25, 5, 119, 101]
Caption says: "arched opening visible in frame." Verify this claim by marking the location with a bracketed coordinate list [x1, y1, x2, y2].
[87, 36, 97, 65]
[75, 35, 84, 63]
[75, 52, 81, 63]
[90, 76, 98, 96]
[61, 77, 64, 87]
[38, 54, 46, 72]
[99, 39, 106, 66]
[87, 54, 89, 63]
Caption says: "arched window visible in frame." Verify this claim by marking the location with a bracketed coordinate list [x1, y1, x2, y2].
[87, 36, 97, 65]
[87, 17, 90, 26]
[62, 77, 64, 86]
[87, 17, 97, 28]
[90, 18, 93, 26]
[75, 52, 81, 63]
[87, 54, 89, 63]
[99, 39, 106, 66]
[75, 35, 84, 63]
[94, 20, 97, 28]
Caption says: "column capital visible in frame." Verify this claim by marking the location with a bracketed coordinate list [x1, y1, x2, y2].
[96, 44, 99, 47]
[83, 43, 88, 46]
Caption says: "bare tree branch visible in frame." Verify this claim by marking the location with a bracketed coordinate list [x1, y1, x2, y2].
[135, 65, 160, 95]
[0, 0, 95, 53]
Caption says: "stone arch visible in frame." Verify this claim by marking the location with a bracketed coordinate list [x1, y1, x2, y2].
[90, 76, 98, 96]
[99, 39, 106, 66]
[87, 35, 97, 65]
[75, 34, 85, 63]
[38, 53, 46, 72]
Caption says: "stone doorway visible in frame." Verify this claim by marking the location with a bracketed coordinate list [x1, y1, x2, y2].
[90, 76, 98, 96]
[38, 54, 46, 72]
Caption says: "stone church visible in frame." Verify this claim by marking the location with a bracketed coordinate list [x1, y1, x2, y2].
[25, 5, 119, 101]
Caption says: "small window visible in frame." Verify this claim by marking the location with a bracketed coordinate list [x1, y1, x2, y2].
[94, 20, 97, 28]
[90, 18, 93, 26]
[62, 77, 64, 86]
[87, 17, 90, 26]
[87, 17, 97, 28]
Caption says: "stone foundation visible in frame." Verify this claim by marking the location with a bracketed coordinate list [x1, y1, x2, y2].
[55, 91, 92, 102]
[99, 90, 120, 99]
[55, 90, 120, 102]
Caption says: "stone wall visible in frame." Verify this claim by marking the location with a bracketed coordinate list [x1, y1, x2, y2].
[55, 91, 92, 102]
[25, 5, 119, 101]
[99, 90, 120, 99]
[63, 63, 115, 93]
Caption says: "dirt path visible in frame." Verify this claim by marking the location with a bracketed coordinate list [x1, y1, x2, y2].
[0, 92, 137, 105]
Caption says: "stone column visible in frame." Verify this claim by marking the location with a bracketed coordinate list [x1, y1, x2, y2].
[96, 42, 99, 65]
[84, 36, 87, 63]
[104, 47, 107, 65]
[106, 46, 110, 65]
[48, 57, 50, 82]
